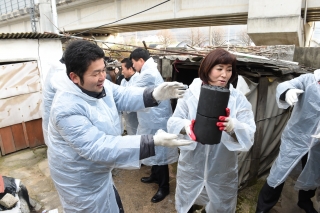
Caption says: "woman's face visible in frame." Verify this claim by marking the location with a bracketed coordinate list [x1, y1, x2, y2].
[208, 64, 232, 87]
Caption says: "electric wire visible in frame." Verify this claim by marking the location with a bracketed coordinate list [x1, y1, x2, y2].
[73, 0, 171, 36]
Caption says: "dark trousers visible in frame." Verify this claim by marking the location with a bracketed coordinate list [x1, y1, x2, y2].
[256, 153, 316, 212]
[150, 165, 170, 190]
[113, 185, 124, 213]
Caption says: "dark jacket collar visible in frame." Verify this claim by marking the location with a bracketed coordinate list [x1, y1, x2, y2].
[125, 72, 136, 82]
[77, 85, 106, 99]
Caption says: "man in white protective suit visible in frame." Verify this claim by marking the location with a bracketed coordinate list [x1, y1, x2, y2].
[130, 48, 178, 203]
[120, 58, 140, 135]
[42, 58, 65, 145]
[256, 70, 320, 213]
[45, 40, 191, 213]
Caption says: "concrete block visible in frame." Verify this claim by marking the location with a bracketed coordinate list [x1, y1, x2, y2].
[247, 0, 304, 46]
[0, 193, 19, 209]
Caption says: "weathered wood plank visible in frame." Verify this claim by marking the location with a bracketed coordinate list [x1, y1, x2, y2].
[11, 123, 28, 150]
[0, 126, 16, 155]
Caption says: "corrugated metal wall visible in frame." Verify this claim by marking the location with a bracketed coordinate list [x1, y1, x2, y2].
[0, 61, 44, 155]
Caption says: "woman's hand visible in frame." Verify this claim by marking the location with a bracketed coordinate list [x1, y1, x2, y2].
[216, 108, 234, 133]
[184, 119, 196, 141]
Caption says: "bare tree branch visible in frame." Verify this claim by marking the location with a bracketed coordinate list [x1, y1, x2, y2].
[186, 28, 208, 47]
[157, 29, 176, 48]
[211, 27, 226, 46]
[237, 30, 254, 46]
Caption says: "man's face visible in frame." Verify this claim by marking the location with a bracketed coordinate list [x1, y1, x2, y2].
[70, 58, 106, 93]
[121, 63, 134, 78]
[131, 58, 144, 72]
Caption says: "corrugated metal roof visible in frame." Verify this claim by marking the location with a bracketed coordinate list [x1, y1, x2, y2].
[0, 32, 61, 39]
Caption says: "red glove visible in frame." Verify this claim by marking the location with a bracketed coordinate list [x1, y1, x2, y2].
[216, 108, 233, 132]
[185, 119, 196, 141]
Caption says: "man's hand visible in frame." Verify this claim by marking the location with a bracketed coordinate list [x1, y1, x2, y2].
[152, 82, 187, 101]
[153, 130, 193, 147]
[285, 89, 304, 106]
[311, 133, 320, 139]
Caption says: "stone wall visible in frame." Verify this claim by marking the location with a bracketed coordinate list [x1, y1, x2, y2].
[293, 47, 320, 69]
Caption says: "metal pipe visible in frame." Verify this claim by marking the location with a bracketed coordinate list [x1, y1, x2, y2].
[51, 0, 59, 33]
[304, 0, 308, 25]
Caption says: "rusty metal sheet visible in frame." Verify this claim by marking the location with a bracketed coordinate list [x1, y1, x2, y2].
[0, 92, 42, 128]
[0, 61, 41, 99]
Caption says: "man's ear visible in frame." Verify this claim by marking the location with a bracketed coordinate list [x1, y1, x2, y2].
[139, 58, 145, 64]
[69, 72, 80, 84]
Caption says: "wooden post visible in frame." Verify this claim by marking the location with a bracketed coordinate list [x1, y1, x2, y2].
[248, 77, 269, 185]
[142, 41, 148, 50]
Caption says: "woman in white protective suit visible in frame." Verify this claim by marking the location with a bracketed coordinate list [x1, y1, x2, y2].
[167, 48, 256, 213]
[256, 69, 320, 213]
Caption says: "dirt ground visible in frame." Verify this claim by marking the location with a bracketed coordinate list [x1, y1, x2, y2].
[113, 165, 177, 213]
[1, 147, 320, 213]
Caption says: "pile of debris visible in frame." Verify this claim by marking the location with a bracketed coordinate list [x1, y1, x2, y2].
[0, 176, 37, 213]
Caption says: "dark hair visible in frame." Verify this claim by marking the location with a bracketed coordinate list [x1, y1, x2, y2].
[121, 58, 133, 70]
[130, 48, 150, 62]
[198, 48, 237, 86]
[64, 40, 105, 84]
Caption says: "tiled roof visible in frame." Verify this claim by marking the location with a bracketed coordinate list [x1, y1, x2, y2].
[0, 32, 60, 39]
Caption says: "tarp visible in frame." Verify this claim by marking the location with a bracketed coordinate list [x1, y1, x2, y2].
[0, 61, 42, 128]
[237, 76, 291, 186]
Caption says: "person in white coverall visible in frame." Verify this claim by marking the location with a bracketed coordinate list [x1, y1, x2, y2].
[45, 40, 191, 213]
[130, 48, 177, 203]
[42, 58, 65, 145]
[167, 48, 256, 213]
[120, 58, 140, 135]
[256, 69, 320, 213]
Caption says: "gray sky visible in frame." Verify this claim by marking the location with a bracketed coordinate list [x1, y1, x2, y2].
[313, 22, 320, 42]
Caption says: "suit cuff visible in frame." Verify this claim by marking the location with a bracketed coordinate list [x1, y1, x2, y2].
[140, 135, 155, 160]
[143, 86, 160, 107]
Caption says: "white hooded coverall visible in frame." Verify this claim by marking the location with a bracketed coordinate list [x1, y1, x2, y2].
[267, 69, 320, 190]
[133, 57, 178, 165]
[167, 78, 256, 213]
[47, 72, 148, 213]
[120, 72, 140, 135]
